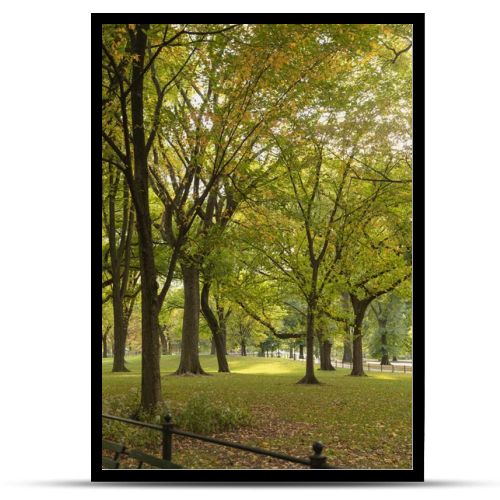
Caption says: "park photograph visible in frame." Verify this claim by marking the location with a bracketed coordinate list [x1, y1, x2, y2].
[98, 19, 422, 481]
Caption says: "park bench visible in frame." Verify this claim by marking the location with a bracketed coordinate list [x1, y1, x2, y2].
[102, 438, 183, 469]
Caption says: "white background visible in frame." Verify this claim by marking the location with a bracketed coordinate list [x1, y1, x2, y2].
[1, 1, 499, 498]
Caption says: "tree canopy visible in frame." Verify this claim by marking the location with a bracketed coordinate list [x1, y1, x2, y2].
[102, 23, 412, 408]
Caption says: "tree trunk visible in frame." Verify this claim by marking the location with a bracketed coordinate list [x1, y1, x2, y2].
[258, 344, 265, 357]
[213, 331, 230, 372]
[341, 292, 352, 363]
[392, 355, 398, 362]
[111, 279, 128, 372]
[210, 337, 216, 355]
[319, 339, 335, 370]
[159, 328, 169, 355]
[342, 336, 353, 363]
[380, 331, 391, 365]
[176, 265, 206, 374]
[129, 24, 161, 409]
[241, 338, 247, 356]
[298, 303, 320, 384]
[289, 346, 293, 359]
[200, 281, 229, 373]
[102, 326, 110, 358]
[374, 308, 391, 365]
[299, 343, 304, 359]
[350, 297, 369, 376]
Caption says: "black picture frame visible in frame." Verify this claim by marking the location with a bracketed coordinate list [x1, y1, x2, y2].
[93, 13, 424, 483]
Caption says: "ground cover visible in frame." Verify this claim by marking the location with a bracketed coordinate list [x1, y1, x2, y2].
[102, 355, 412, 469]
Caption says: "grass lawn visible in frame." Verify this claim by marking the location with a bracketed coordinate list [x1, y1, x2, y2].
[102, 354, 412, 469]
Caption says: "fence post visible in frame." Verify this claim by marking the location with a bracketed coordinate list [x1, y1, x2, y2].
[309, 441, 327, 469]
[162, 414, 174, 461]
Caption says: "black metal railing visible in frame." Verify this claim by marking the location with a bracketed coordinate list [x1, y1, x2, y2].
[102, 413, 336, 469]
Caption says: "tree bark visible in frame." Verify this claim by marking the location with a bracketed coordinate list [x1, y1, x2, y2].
[200, 281, 229, 372]
[105, 170, 131, 373]
[319, 339, 335, 370]
[241, 338, 247, 356]
[102, 326, 110, 358]
[380, 331, 391, 365]
[129, 24, 162, 408]
[217, 307, 228, 356]
[299, 343, 304, 359]
[350, 296, 369, 376]
[298, 302, 320, 384]
[213, 331, 230, 372]
[210, 337, 216, 355]
[340, 292, 352, 363]
[373, 304, 391, 365]
[176, 264, 207, 374]
[342, 336, 353, 363]
[111, 283, 128, 371]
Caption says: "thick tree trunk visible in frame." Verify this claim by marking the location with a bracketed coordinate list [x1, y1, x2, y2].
[351, 328, 364, 376]
[129, 24, 162, 409]
[319, 339, 335, 370]
[350, 297, 369, 376]
[392, 355, 398, 362]
[176, 265, 206, 374]
[241, 338, 247, 356]
[210, 337, 216, 355]
[298, 304, 320, 384]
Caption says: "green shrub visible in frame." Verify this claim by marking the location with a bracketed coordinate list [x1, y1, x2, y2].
[174, 394, 252, 434]
[102, 392, 171, 450]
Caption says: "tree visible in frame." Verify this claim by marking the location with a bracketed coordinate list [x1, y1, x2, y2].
[340, 183, 412, 376]
[102, 24, 239, 404]
[101, 24, 414, 399]
[368, 294, 411, 364]
[148, 24, 339, 375]
[102, 166, 137, 371]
